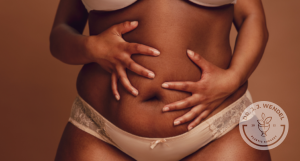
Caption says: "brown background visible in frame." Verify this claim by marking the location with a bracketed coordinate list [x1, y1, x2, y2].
[0, 0, 299, 160]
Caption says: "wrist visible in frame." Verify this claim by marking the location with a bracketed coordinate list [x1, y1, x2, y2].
[226, 68, 244, 91]
[84, 35, 98, 63]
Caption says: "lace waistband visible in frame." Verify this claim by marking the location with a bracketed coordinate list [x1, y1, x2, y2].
[207, 90, 253, 139]
[69, 90, 253, 148]
[69, 97, 118, 146]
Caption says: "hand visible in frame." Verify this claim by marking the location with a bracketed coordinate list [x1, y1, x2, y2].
[86, 21, 160, 100]
[161, 49, 240, 130]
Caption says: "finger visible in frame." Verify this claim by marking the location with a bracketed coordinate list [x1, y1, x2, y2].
[173, 104, 206, 126]
[111, 72, 120, 101]
[187, 110, 210, 130]
[114, 21, 139, 35]
[161, 81, 195, 92]
[187, 49, 213, 72]
[116, 66, 139, 96]
[162, 94, 201, 112]
[126, 42, 160, 56]
[124, 58, 155, 79]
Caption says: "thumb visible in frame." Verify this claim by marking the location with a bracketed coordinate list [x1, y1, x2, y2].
[187, 49, 212, 72]
[115, 21, 138, 35]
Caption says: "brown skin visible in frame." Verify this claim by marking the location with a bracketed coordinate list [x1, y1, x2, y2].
[50, 0, 270, 160]
[160, 0, 270, 129]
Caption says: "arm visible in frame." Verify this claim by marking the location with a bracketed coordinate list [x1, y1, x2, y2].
[49, 0, 160, 99]
[160, 0, 269, 130]
[49, 0, 91, 64]
[230, 0, 269, 87]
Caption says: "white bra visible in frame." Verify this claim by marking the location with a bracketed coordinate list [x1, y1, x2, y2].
[82, 0, 237, 12]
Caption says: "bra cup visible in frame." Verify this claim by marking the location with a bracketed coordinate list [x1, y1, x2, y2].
[81, 0, 237, 12]
[188, 0, 237, 7]
[82, 0, 137, 12]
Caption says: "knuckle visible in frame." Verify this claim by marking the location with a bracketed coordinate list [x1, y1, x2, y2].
[195, 120, 202, 125]
[112, 30, 120, 37]
[112, 83, 116, 90]
[193, 120, 200, 125]
[198, 114, 205, 120]
[133, 43, 139, 51]
[117, 54, 129, 64]
[118, 42, 127, 50]
[112, 88, 117, 94]
[123, 21, 130, 28]
[127, 60, 134, 69]
[141, 69, 148, 76]
[132, 43, 142, 52]
[191, 108, 200, 115]
[111, 26, 121, 36]
[116, 72, 122, 79]
[194, 94, 202, 102]
[110, 24, 118, 31]
[167, 83, 173, 88]
[183, 100, 190, 107]
[111, 74, 116, 82]
[199, 96, 207, 102]
[172, 104, 178, 110]
[204, 110, 210, 116]
[199, 84, 207, 91]
[187, 110, 196, 118]
[174, 103, 180, 109]
[182, 83, 189, 90]
[111, 79, 115, 86]
[180, 116, 188, 122]
[113, 53, 122, 61]
[120, 77, 128, 85]
[198, 95, 204, 101]
[194, 53, 201, 61]
[116, 68, 124, 77]
[124, 43, 130, 52]
[190, 110, 197, 116]
[187, 100, 192, 107]
[168, 104, 175, 110]
[196, 117, 204, 123]
[206, 64, 213, 71]
[202, 95, 208, 101]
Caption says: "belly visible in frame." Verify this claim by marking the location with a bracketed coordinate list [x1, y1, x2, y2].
[76, 0, 242, 138]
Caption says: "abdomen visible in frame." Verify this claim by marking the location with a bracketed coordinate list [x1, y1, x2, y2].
[77, 0, 238, 138]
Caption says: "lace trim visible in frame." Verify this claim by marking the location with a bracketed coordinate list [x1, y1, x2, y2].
[69, 97, 117, 147]
[208, 94, 253, 139]
[70, 92, 252, 146]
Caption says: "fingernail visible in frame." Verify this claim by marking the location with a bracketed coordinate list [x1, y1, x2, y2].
[162, 106, 169, 112]
[130, 21, 138, 26]
[148, 72, 155, 78]
[174, 120, 181, 126]
[132, 89, 138, 96]
[150, 49, 160, 56]
[115, 94, 120, 101]
[187, 49, 194, 57]
[188, 126, 193, 131]
[162, 83, 169, 88]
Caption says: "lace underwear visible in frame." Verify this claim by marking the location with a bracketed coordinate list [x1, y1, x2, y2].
[69, 90, 253, 161]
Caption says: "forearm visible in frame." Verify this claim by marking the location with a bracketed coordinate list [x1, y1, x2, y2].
[229, 15, 269, 87]
[49, 24, 92, 65]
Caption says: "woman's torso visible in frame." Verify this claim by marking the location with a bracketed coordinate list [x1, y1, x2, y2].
[76, 0, 247, 138]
